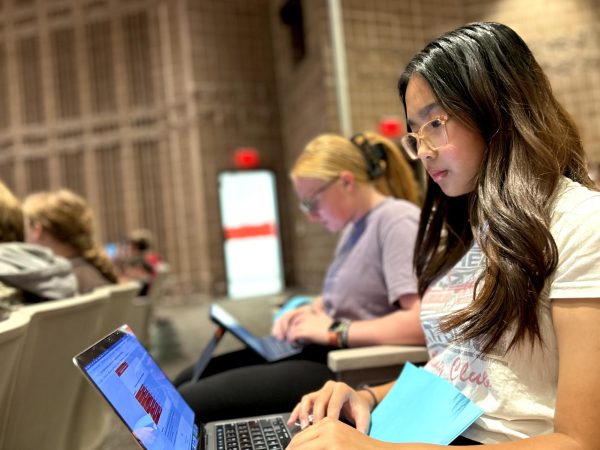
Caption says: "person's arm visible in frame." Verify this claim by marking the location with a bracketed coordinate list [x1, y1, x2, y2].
[346, 293, 424, 346]
[287, 298, 600, 449]
[283, 293, 423, 346]
[547, 297, 600, 449]
[333, 205, 422, 347]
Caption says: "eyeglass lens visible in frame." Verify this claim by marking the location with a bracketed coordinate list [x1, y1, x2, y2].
[300, 177, 338, 214]
[401, 118, 447, 158]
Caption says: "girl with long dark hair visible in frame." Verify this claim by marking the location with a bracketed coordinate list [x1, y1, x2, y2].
[287, 22, 600, 449]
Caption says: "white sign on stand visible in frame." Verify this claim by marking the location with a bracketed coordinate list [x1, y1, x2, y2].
[218, 170, 284, 298]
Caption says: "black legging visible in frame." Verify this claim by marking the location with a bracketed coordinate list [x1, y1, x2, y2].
[174, 345, 336, 424]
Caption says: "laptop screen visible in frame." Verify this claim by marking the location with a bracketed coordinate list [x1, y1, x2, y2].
[76, 326, 199, 450]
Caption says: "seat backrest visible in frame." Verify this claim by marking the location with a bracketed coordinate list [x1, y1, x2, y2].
[98, 281, 140, 336]
[127, 296, 152, 348]
[0, 312, 30, 450]
[147, 265, 170, 305]
[3, 290, 109, 450]
[66, 281, 140, 450]
[125, 266, 171, 348]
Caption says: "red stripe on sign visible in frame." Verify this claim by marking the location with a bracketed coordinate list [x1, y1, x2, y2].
[224, 223, 277, 239]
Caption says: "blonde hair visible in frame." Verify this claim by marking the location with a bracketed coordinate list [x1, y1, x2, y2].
[0, 181, 24, 243]
[291, 132, 420, 205]
[23, 189, 118, 283]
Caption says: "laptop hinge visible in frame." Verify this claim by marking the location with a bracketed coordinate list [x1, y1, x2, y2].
[191, 326, 225, 382]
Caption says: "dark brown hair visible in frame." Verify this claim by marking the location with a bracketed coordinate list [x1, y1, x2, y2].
[398, 22, 596, 355]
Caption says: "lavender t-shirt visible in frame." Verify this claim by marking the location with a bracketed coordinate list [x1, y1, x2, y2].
[322, 198, 420, 320]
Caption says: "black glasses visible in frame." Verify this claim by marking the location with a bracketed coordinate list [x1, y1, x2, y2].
[299, 177, 339, 215]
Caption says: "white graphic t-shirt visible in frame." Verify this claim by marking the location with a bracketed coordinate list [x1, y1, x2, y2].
[420, 178, 600, 444]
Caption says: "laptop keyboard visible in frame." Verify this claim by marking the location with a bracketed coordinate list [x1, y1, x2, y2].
[216, 417, 291, 450]
[261, 337, 302, 360]
[264, 337, 297, 354]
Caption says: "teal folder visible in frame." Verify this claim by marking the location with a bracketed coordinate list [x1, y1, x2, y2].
[369, 362, 483, 444]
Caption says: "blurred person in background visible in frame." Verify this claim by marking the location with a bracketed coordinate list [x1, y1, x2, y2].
[0, 182, 76, 304]
[174, 131, 425, 424]
[23, 189, 118, 294]
[116, 228, 164, 296]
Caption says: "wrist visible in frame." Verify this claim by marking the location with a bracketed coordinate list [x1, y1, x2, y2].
[357, 384, 378, 411]
[327, 319, 351, 348]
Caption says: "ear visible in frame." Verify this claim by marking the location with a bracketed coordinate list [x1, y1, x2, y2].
[27, 220, 44, 242]
[339, 171, 355, 190]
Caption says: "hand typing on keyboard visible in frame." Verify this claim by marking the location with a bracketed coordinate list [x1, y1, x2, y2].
[293, 414, 313, 428]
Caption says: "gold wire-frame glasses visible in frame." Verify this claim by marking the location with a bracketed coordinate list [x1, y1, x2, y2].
[400, 116, 449, 160]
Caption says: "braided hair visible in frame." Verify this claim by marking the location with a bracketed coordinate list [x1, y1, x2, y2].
[23, 189, 118, 283]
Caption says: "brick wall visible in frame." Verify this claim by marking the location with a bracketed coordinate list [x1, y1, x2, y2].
[279, 0, 599, 292]
[465, 0, 600, 162]
[0, 0, 177, 280]
[186, 0, 287, 294]
[270, 0, 340, 292]
[0, 0, 289, 297]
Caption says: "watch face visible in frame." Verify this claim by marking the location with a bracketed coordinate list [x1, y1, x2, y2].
[328, 320, 342, 331]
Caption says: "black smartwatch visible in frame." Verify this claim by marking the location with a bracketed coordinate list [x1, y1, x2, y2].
[328, 319, 351, 348]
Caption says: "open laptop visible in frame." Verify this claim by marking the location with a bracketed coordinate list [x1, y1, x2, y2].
[209, 303, 303, 362]
[73, 325, 300, 450]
